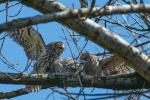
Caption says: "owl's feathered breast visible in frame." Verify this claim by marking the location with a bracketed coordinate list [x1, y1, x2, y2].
[33, 41, 65, 74]
[80, 52, 99, 75]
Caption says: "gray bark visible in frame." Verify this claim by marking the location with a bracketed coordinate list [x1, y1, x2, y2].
[0, 72, 149, 90]
[0, 72, 149, 99]
[1, 4, 150, 32]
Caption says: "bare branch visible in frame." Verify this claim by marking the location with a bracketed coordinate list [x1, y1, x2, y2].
[1, 87, 150, 99]
[1, 4, 150, 32]
[0, 88, 31, 99]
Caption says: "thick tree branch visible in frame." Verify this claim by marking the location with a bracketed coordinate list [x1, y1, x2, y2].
[0, 72, 149, 99]
[18, 0, 150, 82]
[1, 4, 150, 32]
[0, 88, 31, 99]
[0, 72, 149, 90]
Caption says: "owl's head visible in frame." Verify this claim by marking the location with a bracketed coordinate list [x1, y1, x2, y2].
[46, 41, 65, 57]
[80, 52, 99, 66]
[80, 52, 93, 62]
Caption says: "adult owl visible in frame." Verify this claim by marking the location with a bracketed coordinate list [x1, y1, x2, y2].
[29, 41, 65, 91]
[7, 26, 65, 91]
[32, 41, 65, 74]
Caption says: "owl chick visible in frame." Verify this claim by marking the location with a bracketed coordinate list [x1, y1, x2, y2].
[50, 58, 79, 75]
[80, 52, 99, 75]
[62, 58, 79, 74]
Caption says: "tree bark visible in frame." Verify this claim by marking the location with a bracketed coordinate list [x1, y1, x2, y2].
[1, 4, 150, 32]
[0, 72, 149, 90]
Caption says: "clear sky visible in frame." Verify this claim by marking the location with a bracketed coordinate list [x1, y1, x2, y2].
[0, 0, 150, 100]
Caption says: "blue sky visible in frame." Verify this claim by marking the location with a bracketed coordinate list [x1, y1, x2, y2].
[0, 0, 150, 100]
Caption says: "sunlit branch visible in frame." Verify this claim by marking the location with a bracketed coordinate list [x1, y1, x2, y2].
[1, 4, 150, 32]
[0, 72, 149, 89]
[0, 72, 149, 99]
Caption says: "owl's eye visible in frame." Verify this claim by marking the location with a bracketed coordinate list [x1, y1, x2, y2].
[58, 46, 64, 50]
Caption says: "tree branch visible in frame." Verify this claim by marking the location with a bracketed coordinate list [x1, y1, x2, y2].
[1, 4, 150, 32]
[0, 72, 149, 99]
[0, 72, 149, 89]
[0, 88, 31, 99]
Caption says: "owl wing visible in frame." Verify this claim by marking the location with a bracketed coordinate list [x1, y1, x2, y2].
[99, 54, 132, 76]
[7, 26, 46, 60]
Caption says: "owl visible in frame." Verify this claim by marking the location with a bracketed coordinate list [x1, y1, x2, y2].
[80, 52, 99, 75]
[80, 52, 131, 77]
[50, 58, 79, 75]
[98, 54, 132, 77]
[7, 26, 65, 92]
[32, 41, 65, 74]
[28, 41, 65, 92]
[61, 58, 79, 74]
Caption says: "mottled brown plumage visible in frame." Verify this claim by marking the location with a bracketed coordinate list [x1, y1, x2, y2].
[80, 52, 131, 77]
[61, 58, 79, 73]
[7, 26, 45, 60]
[50, 58, 79, 75]
[99, 55, 131, 76]
[27, 41, 65, 92]
[7, 26, 65, 91]
[80, 52, 99, 75]
[33, 41, 65, 74]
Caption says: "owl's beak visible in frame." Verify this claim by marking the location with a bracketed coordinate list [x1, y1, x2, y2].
[61, 43, 65, 49]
